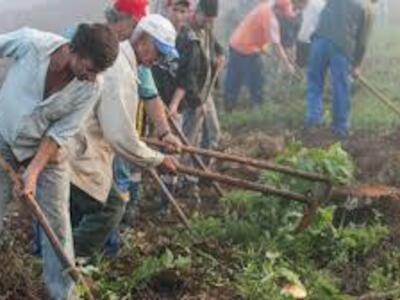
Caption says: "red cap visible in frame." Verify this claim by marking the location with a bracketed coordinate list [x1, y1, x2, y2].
[275, 0, 295, 18]
[114, 0, 149, 21]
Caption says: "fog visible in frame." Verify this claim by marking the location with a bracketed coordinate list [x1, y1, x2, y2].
[0, 0, 399, 36]
[0, 0, 108, 34]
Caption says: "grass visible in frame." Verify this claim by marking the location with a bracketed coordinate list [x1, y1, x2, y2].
[93, 143, 397, 299]
[89, 25, 400, 300]
[220, 24, 400, 135]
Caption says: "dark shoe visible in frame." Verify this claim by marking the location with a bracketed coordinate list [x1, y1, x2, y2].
[104, 229, 121, 258]
[123, 204, 139, 227]
[158, 183, 176, 217]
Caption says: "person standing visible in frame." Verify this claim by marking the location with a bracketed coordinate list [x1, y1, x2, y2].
[296, 0, 325, 68]
[377, 0, 389, 25]
[151, 0, 192, 214]
[224, 0, 295, 111]
[305, 0, 376, 139]
[166, 0, 225, 203]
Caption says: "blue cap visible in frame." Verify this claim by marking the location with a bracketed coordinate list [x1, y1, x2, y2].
[154, 38, 179, 60]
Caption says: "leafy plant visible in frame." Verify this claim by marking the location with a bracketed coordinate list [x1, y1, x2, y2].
[98, 248, 191, 297]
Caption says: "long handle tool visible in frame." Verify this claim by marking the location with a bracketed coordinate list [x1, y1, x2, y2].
[0, 155, 95, 300]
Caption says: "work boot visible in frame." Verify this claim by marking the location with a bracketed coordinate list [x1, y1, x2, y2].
[123, 201, 139, 227]
[191, 184, 202, 209]
[159, 183, 175, 217]
[122, 182, 141, 227]
[104, 229, 121, 258]
[181, 180, 202, 208]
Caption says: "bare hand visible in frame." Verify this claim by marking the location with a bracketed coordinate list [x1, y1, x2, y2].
[21, 169, 39, 198]
[352, 67, 361, 79]
[162, 132, 182, 153]
[168, 104, 179, 121]
[287, 63, 296, 75]
[158, 156, 178, 174]
[215, 55, 225, 70]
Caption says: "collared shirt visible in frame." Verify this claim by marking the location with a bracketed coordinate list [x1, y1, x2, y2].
[68, 41, 164, 202]
[298, 0, 325, 43]
[0, 28, 100, 162]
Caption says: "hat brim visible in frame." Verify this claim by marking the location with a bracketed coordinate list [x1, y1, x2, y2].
[154, 39, 180, 59]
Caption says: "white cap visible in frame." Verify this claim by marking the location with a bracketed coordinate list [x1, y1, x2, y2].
[136, 14, 179, 59]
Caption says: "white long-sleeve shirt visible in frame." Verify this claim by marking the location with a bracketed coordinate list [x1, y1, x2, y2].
[297, 0, 326, 43]
[0, 28, 100, 162]
[68, 41, 164, 202]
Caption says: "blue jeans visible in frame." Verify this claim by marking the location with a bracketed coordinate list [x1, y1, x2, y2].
[306, 36, 352, 138]
[0, 134, 75, 300]
[224, 47, 265, 108]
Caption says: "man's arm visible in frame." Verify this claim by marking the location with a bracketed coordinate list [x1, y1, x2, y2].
[169, 87, 186, 118]
[0, 28, 32, 60]
[144, 97, 170, 136]
[269, 14, 295, 74]
[353, 3, 374, 73]
[144, 97, 180, 146]
[22, 81, 101, 197]
[99, 71, 165, 167]
[271, 43, 295, 74]
[138, 67, 181, 150]
[22, 137, 58, 197]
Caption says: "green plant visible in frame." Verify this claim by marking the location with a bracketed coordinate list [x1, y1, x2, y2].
[95, 141, 393, 300]
[98, 248, 191, 297]
[368, 250, 400, 292]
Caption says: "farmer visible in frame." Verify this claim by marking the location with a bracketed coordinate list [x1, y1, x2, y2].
[151, 0, 197, 15]
[295, 0, 325, 68]
[224, 0, 295, 111]
[0, 25, 118, 299]
[377, 0, 389, 25]
[151, 0, 170, 15]
[151, 0, 192, 215]
[275, 0, 302, 61]
[68, 14, 181, 258]
[166, 0, 225, 204]
[29, 0, 178, 257]
[305, 0, 377, 139]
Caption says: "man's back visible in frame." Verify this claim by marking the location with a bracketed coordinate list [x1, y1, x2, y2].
[315, 0, 366, 62]
[230, 2, 273, 55]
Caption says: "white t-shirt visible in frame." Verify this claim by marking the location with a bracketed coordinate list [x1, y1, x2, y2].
[270, 13, 281, 44]
[297, 0, 325, 43]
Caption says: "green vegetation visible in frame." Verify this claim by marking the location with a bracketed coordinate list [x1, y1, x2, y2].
[94, 24, 400, 300]
[94, 143, 396, 299]
[221, 25, 400, 134]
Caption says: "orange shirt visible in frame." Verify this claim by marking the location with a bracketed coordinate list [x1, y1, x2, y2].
[230, 3, 276, 55]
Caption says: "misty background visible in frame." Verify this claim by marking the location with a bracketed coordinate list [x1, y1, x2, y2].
[0, 0, 399, 35]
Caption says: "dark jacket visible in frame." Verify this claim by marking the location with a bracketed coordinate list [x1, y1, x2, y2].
[151, 56, 179, 107]
[175, 25, 224, 110]
[278, 13, 303, 49]
[315, 0, 374, 67]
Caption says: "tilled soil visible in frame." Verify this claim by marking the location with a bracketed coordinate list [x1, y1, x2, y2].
[1, 126, 400, 299]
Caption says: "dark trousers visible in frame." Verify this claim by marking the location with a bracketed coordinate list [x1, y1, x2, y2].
[296, 41, 311, 68]
[70, 185, 126, 257]
[224, 47, 265, 108]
